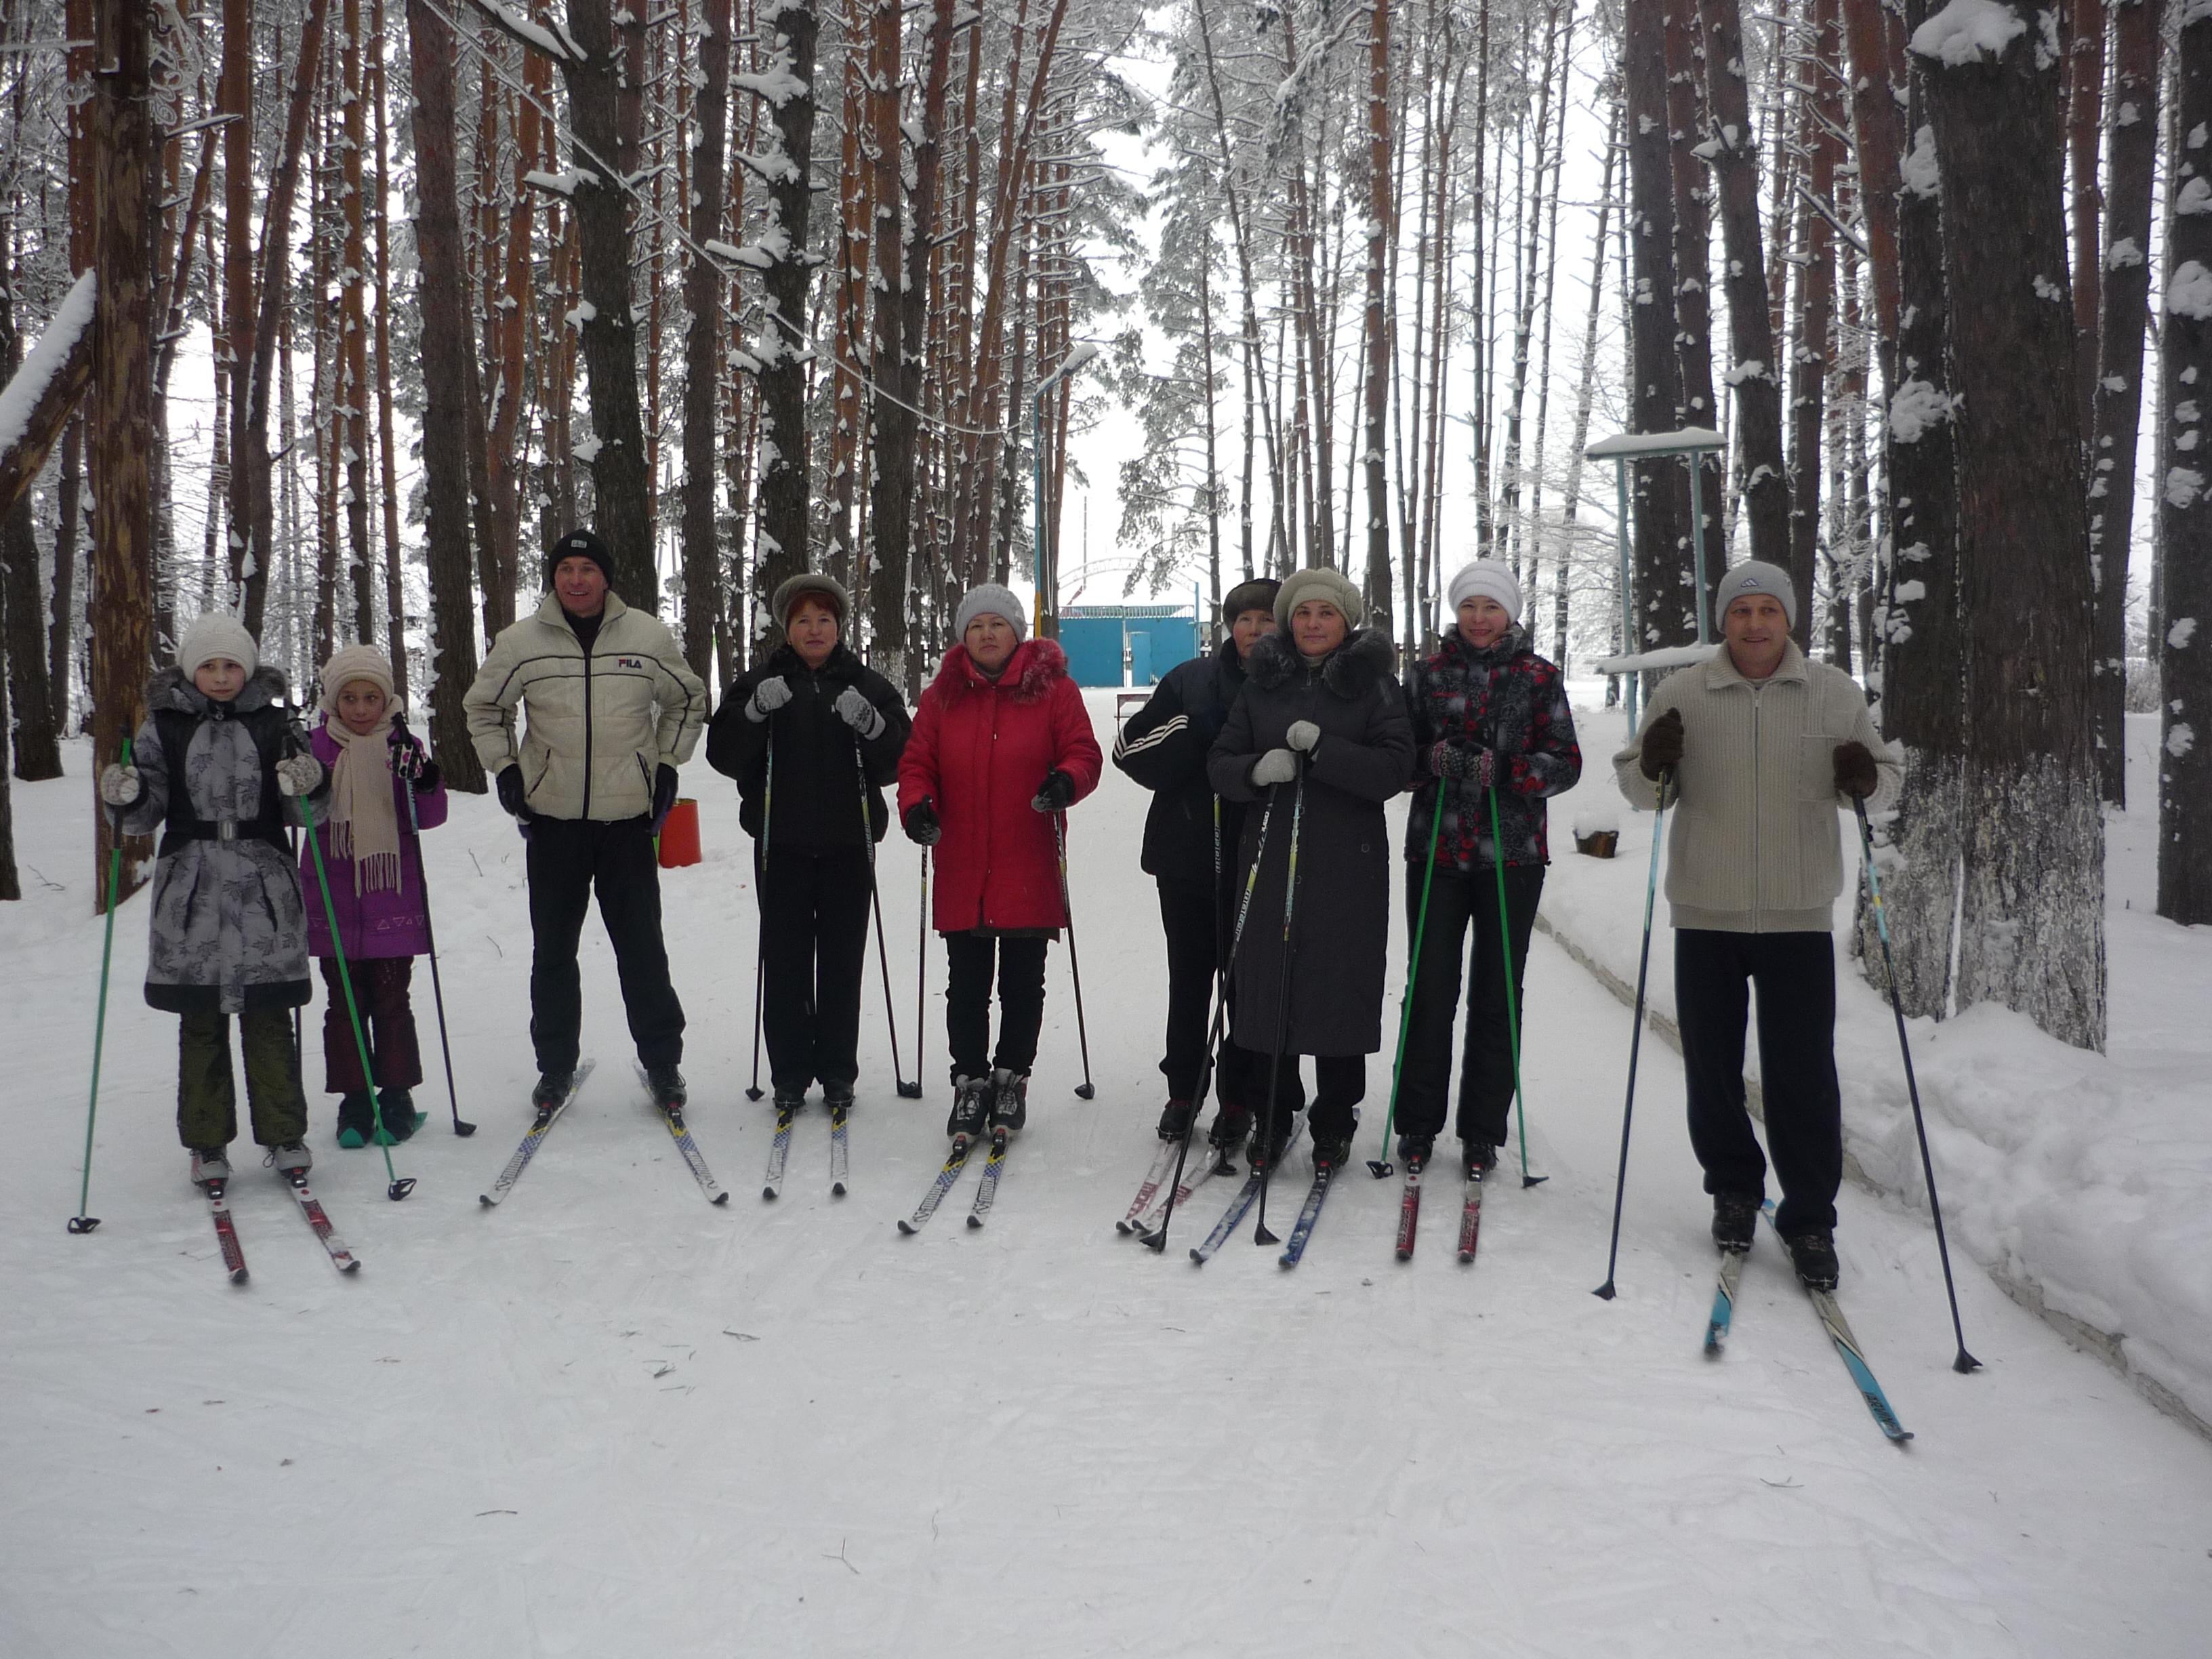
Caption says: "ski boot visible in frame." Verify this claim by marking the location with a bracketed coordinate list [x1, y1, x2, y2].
[1396, 1131, 1435, 1170]
[1246, 1116, 1293, 1173]
[1462, 1141, 1498, 1181]
[335, 1090, 377, 1149]
[822, 1082, 855, 1113]
[1207, 1103, 1251, 1151]
[1782, 1227, 1841, 1290]
[375, 1086, 419, 1145]
[188, 1146, 232, 1187]
[1156, 1098, 1197, 1141]
[531, 1070, 575, 1127]
[1711, 1191, 1760, 1252]
[988, 1068, 1029, 1134]
[946, 1075, 991, 1145]
[268, 1141, 312, 1176]
[644, 1063, 688, 1117]
[771, 1083, 808, 1117]
[1309, 1129, 1354, 1172]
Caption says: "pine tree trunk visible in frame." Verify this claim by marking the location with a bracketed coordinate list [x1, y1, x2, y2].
[408, 0, 485, 790]
[1917, 0, 2106, 1048]
[2068, 0, 2106, 441]
[342, 0, 375, 649]
[1839, 0, 1904, 386]
[2088, 0, 2161, 806]
[370, 2, 409, 703]
[1359, 0, 1394, 634]
[680, 0, 729, 682]
[1664, 0, 1725, 621]
[1624, 0, 1692, 655]
[2158, 6, 2212, 924]
[1788, 0, 1840, 647]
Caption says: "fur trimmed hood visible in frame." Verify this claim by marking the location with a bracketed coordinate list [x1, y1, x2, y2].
[1245, 626, 1396, 698]
[928, 636, 1071, 706]
[146, 663, 292, 718]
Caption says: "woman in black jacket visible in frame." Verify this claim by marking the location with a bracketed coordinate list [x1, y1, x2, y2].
[1112, 578, 1289, 1151]
[707, 573, 912, 1112]
[1206, 568, 1414, 1173]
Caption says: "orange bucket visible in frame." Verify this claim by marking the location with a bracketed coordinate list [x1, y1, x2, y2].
[656, 798, 702, 868]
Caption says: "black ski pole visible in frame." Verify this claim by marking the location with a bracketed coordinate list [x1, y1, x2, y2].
[916, 844, 930, 1086]
[1052, 810, 1097, 1099]
[1253, 757, 1307, 1248]
[1595, 766, 1670, 1298]
[1488, 783, 1545, 1189]
[72, 736, 136, 1234]
[1855, 794, 1981, 1374]
[746, 733, 773, 1101]
[1147, 788, 1276, 1253]
[859, 748, 923, 1097]
[392, 714, 473, 1136]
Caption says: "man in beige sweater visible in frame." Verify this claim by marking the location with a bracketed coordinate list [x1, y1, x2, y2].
[1613, 560, 1899, 1288]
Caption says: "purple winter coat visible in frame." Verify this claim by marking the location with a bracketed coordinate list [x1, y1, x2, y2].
[300, 722, 449, 960]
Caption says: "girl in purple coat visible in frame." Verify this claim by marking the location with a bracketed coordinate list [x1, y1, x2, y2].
[300, 645, 447, 1146]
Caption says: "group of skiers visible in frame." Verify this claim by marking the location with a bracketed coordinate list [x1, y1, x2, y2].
[98, 523, 1897, 1289]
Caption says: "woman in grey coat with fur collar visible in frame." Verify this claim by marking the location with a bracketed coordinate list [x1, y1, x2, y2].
[1206, 569, 1414, 1173]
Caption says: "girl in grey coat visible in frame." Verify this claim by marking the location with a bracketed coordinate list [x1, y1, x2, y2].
[1206, 569, 1414, 1172]
[100, 614, 327, 1186]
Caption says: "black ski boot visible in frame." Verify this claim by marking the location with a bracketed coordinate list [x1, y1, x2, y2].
[989, 1068, 1029, 1133]
[375, 1086, 419, 1145]
[1156, 1099, 1197, 1141]
[1782, 1227, 1841, 1290]
[1207, 1104, 1251, 1150]
[644, 1063, 688, 1113]
[771, 1084, 807, 1117]
[531, 1070, 575, 1121]
[946, 1076, 991, 1143]
[1462, 1141, 1498, 1180]
[1396, 1131, 1435, 1169]
[1712, 1191, 1760, 1252]
[335, 1090, 377, 1149]
[822, 1082, 855, 1115]
[1309, 1130, 1354, 1172]
[1247, 1117, 1293, 1172]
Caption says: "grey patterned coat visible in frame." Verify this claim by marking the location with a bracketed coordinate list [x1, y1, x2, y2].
[123, 666, 318, 1015]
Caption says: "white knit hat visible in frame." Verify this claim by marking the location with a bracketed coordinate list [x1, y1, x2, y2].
[1272, 566, 1364, 629]
[1446, 558, 1523, 625]
[178, 611, 260, 679]
[316, 644, 398, 716]
[955, 583, 1028, 643]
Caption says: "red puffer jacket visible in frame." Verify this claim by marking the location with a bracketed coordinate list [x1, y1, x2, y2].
[898, 638, 1104, 933]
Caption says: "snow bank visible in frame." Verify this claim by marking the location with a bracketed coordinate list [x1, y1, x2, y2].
[1543, 694, 2212, 1437]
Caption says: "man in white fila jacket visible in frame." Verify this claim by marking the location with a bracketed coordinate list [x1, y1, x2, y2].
[1613, 560, 1900, 1290]
[466, 529, 708, 1115]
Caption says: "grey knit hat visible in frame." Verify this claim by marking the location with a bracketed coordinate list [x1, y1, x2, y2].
[1713, 559, 1797, 630]
[955, 582, 1028, 643]
[1273, 566, 1365, 629]
[771, 571, 850, 628]
[1221, 577, 1282, 625]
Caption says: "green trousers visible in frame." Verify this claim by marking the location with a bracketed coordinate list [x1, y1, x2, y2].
[176, 1006, 309, 1149]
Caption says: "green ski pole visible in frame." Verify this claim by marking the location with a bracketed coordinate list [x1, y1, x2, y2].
[71, 735, 135, 1234]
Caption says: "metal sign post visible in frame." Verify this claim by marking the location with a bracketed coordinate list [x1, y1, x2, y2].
[1583, 426, 1726, 727]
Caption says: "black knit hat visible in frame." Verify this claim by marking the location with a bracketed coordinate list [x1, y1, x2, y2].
[1221, 577, 1282, 625]
[546, 528, 613, 588]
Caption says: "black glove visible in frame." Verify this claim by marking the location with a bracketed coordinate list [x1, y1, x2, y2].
[1832, 740, 1879, 800]
[1031, 769, 1076, 813]
[903, 796, 942, 847]
[652, 764, 679, 830]
[495, 764, 533, 821]
[1638, 709, 1685, 780]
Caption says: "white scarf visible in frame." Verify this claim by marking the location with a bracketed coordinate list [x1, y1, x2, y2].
[323, 714, 403, 895]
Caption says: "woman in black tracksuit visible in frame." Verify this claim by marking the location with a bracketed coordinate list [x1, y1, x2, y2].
[707, 573, 911, 1113]
[1111, 577, 1298, 1152]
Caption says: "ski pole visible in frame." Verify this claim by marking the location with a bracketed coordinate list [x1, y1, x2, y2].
[1052, 810, 1097, 1099]
[299, 787, 417, 1200]
[1148, 785, 1277, 1253]
[1371, 777, 1446, 1179]
[916, 844, 929, 1084]
[1595, 766, 1669, 1299]
[1489, 783, 1545, 1189]
[746, 733, 773, 1101]
[1855, 794, 1980, 1374]
[1253, 757, 1307, 1248]
[859, 748, 923, 1097]
[71, 735, 134, 1234]
[392, 714, 473, 1136]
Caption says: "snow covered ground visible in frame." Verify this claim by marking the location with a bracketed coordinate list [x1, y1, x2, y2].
[3, 689, 2209, 1658]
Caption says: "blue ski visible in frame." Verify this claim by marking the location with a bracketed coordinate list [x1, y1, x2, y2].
[1189, 1171, 1265, 1265]
[1704, 1246, 1748, 1355]
[1277, 1165, 1336, 1268]
[1763, 1202, 1911, 1442]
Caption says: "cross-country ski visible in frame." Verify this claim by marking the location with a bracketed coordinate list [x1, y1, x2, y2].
[478, 1061, 596, 1207]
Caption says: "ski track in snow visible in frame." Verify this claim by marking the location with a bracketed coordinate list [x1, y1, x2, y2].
[2, 694, 2209, 1658]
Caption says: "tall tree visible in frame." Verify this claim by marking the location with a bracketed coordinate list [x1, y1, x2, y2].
[1787, 0, 1842, 646]
[1358, 0, 1395, 637]
[1912, 0, 2104, 1048]
[1623, 0, 1692, 655]
[680, 0, 731, 682]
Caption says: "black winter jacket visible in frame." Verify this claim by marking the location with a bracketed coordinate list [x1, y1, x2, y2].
[1111, 638, 1253, 884]
[705, 642, 912, 848]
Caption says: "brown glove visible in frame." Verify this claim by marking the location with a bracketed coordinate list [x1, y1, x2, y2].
[1832, 739, 1879, 800]
[1638, 709, 1684, 780]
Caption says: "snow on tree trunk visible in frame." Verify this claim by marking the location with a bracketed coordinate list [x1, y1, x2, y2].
[2089, 0, 2164, 808]
[1359, 0, 1394, 637]
[1663, 0, 1725, 623]
[2158, 5, 2212, 925]
[409, 0, 486, 792]
[682, 0, 731, 682]
[1788, 0, 1841, 649]
[1913, 0, 2106, 1050]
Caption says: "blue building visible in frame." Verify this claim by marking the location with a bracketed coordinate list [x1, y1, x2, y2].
[1058, 603, 1202, 688]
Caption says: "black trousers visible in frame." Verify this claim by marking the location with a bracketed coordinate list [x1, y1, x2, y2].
[1395, 863, 1544, 1147]
[1675, 928, 1843, 1235]
[943, 930, 1048, 1083]
[761, 844, 874, 1091]
[1155, 877, 1257, 1107]
[1231, 1048, 1357, 1143]
[527, 815, 685, 1074]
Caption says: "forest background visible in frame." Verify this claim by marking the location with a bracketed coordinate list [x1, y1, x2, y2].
[0, 0, 2205, 1065]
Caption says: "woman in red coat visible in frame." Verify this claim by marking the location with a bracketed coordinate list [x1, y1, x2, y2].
[899, 583, 1103, 1141]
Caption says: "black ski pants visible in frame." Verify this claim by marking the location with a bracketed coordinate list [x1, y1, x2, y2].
[527, 814, 685, 1075]
[943, 930, 1048, 1083]
[1395, 863, 1544, 1149]
[1231, 1048, 1357, 1145]
[1155, 876, 1257, 1109]
[761, 843, 874, 1092]
[1675, 928, 1843, 1235]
